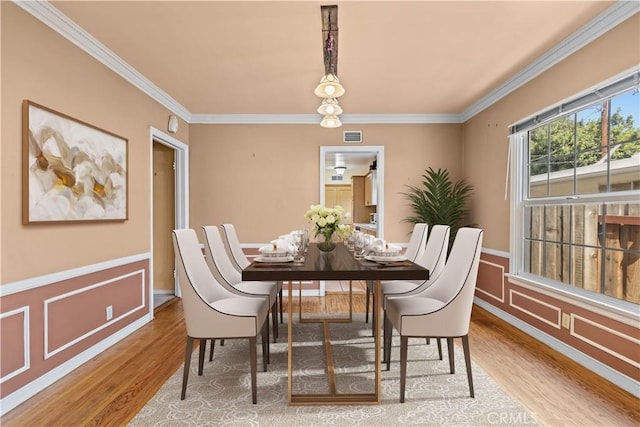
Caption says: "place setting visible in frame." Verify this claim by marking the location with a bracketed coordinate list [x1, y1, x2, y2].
[348, 233, 410, 267]
[253, 230, 309, 266]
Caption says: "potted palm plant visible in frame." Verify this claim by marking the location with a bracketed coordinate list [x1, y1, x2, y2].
[402, 167, 474, 251]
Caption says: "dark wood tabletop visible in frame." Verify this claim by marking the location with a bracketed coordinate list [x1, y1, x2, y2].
[242, 243, 429, 282]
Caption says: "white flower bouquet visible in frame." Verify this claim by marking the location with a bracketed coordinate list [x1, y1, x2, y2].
[304, 205, 352, 250]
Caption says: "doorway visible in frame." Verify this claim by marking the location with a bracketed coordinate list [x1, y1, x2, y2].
[153, 142, 176, 309]
[319, 146, 384, 297]
[150, 127, 189, 316]
[320, 146, 385, 239]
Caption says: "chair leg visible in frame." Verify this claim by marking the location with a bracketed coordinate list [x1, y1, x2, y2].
[279, 286, 284, 323]
[426, 338, 430, 344]
[462, 335, 475, 398]
[249, 337, 257, 404]
[365, 285, 370, 323]
[272, 301, 278, 342]
[437, 338, 443, 360]
[371, 291, 376, 337]
[400, 335, 408, 403]
[181, 336, 194, 400]
[382, 311, 387, 365]
[220, 339, 225, 346]
[384, 313, 392, 371]
[198, 339, 206, 376]
[261, 322, 269, 371]
[447, 337, 455, 374]
[209, 339, 215, 361]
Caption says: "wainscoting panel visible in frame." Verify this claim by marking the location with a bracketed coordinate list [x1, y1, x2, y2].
[509, 289, 562, 329]
[0, 254, 151, 414]
[476, 250, 640, 394]
[44, 269, 145, 358]
[0, 306, 30, 383]
[477, 259, 505, 303]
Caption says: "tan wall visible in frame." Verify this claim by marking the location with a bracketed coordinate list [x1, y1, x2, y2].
[1, 3, 189, 283]
[189, 123, 462, 244]
[462, 14, 640, 251]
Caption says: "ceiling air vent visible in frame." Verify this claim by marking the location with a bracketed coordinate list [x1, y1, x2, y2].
[331, 175, 344, 181]
[343, 131, 362, 143]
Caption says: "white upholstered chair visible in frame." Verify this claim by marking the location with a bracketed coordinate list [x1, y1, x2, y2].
[365, 223, 429, 324]
[402, 223, 430, 263]
[173, 229, 269, 404]
[220, 223, 284, 324]
[384, 227, 483, 402]
[219, 223, 251, 270]
[378, 225, 450, 360]
[203, 225, 280, 342]
[379, 225, 449, 313]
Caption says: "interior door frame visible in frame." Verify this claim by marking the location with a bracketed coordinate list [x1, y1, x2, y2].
[149, 127, 189, 315]
[320, 145, 385, 240]
[319, 146, 384, 296]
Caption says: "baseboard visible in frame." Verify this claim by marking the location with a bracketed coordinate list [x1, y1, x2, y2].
[0, 313, 152, 415]
[473, 297, 640, 398]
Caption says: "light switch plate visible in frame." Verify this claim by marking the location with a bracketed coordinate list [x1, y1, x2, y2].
[562, 312, 571, 329]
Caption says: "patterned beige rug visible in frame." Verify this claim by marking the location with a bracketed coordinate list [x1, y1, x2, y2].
[130, 315, 537, 426]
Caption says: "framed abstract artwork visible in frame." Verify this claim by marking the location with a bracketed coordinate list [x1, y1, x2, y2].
[22, 100, 128, 223]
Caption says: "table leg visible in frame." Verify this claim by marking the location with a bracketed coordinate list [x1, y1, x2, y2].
[287, 280, 293, 404]
[288, 278, 380, 405]
[374, 279, 381, 402]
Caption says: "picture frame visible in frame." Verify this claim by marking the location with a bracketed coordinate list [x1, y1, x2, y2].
[22, 100, 129, 224]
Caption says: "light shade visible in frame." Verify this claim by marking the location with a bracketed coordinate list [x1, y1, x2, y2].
[320, 114, 342, 128]
[334, 165, 347, 175]
[317, 98, 343, 116]
[314, 74, 345, 98]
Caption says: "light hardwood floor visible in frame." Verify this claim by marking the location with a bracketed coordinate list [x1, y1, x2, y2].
[2, 291, 638, 426]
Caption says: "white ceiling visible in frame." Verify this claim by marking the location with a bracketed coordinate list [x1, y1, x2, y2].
[31, 1, 633, 124]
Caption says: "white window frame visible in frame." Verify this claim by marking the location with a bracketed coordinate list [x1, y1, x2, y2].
[508, 70, 640, 320]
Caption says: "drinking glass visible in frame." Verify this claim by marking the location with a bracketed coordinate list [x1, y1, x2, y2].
[353, 232, 365, 259]
[293, 232, 305, 265]
[346, 229, 356, 251]
[300, 229, 309, 254]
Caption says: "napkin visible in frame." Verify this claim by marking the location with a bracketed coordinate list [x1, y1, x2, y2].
[259, 239, 296, 255]
[364, 239, 402, 256]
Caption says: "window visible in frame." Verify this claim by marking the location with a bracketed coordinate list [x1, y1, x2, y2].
[511, 72, 640, 306]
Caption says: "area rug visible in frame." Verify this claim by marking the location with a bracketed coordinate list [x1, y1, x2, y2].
[130, 315, 537, 426]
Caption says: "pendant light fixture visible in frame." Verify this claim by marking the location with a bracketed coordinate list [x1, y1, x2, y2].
[317, 98, 343, 116]
[320, 115, 342, 128]
[315, 74, 345, 98]
[316, 5, 344, 127]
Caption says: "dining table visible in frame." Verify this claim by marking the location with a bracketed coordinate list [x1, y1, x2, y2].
[242, 242, 429, 405]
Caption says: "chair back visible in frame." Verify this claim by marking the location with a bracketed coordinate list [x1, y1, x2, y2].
[416, 225, 449, 281]
[220, 224, 251, 270]
[172, 229, 238, 337]
[202, 226, 242, 286]
[410, 227, 483, 336]
[403, 223, 429, 262]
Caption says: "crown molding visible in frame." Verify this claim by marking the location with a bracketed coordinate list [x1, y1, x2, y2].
[15, 0, 639, 125]
[190, 114, 320, 124]
[13, 0, 192, 122]
[461, 1, 640, 122]
[190, 113, 463, 124]
[341, 114, 463, 124]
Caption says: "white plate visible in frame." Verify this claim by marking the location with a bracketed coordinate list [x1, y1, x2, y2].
[254, 255, 294, 263]
[365, 254, 406, 263]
